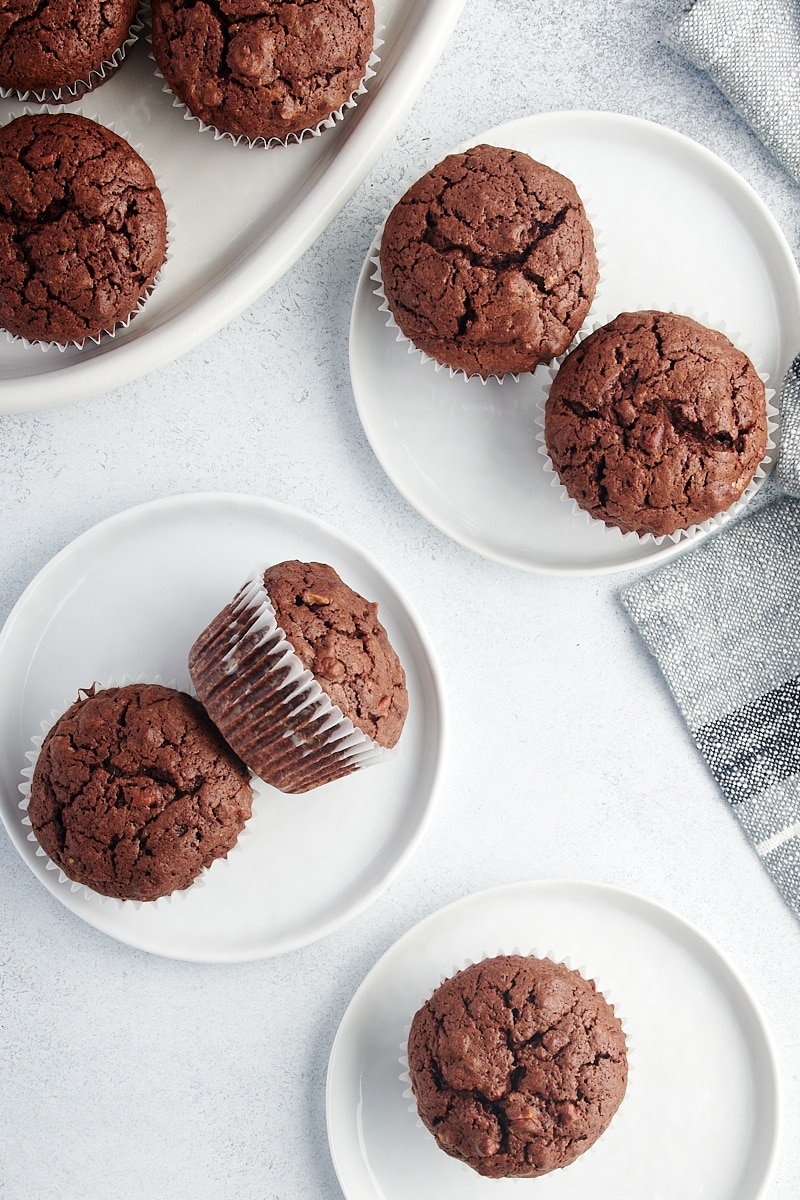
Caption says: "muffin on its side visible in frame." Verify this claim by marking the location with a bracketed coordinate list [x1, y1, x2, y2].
[0, 113, 167, 346]
[378, 144, 598, 380]
[408, 954, 627, 1178]
[543, 310, 768, 537]
[189, 560, 408, 794]
[0, 0, 139, 98]
[151, 0, 375, 144]
[27, 684, 253, 902]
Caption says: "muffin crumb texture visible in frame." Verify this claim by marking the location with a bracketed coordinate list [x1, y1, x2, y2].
[27, 684, 252, 901]
[0, 0, 139, 94]
[151, 0, 375, 142]
[408, 955, 627, 1178]
[544, 310, 767, 536]
[0, 113, 167, 345]
[379, 144, 598, 379]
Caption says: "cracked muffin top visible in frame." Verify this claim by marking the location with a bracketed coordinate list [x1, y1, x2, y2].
[408, 954, 627, 1179]
[378, 143, 598, 380]
[0, 113, 167, 345]
[261, 560, 408, 747]
[27, 684, 253, 902]
[0, 0, 139, 97]
[150, 0, 375, 143]
[544, 310, 768, 537]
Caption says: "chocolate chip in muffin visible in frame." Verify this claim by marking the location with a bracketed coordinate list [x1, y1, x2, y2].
[379, 143, 598, 380]
[544, 310, 768, 537]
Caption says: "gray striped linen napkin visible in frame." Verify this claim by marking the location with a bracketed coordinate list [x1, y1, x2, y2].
[620, 362, 800, 919]
[667, 0, 800, 184]
[627, 4, 800, 917]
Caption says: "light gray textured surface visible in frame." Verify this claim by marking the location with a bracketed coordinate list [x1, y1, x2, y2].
[2, 1, 800, 1198]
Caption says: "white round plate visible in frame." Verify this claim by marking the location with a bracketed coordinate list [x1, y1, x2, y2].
[327, 880, 779, 1200]
[350, 110, 800, 574]
[0, 493, 445, 961]
[0, 0, 466, 413]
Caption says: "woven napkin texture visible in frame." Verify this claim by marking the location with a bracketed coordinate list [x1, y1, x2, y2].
[667, 0, 800, 184]
[621, 484, 800, 921]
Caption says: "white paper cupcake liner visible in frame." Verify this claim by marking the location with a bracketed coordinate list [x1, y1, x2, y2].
[148, 23, 383, 150]
[18, 674, 260, 909]
[0, 107, 173, 353]
[0, 4, 144, 103]
[535, 307, 778, 546]
[370, 147, 606, 385]
[399, 947, 631, 1176]
[188, 566, 394, 794]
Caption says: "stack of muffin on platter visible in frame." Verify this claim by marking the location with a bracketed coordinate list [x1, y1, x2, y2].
[0, 0, 378, 347]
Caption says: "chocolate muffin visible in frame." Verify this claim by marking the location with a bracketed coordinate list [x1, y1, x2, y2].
[27, 684, 253, 902]
[544, 310, 768, 537]
[0, 113, 167, 346]
[378, 144, 598, 380]
[151, 0, 375, 144]
[0, 0, 139, 98]
[189, 560, 408, 794]
[408, 955, 627, 1179]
